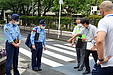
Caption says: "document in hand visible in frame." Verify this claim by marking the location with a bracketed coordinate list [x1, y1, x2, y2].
[86, 42, 97, 50]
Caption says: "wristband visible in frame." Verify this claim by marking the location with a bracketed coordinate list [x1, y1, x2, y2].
[99, 58, 104, 61]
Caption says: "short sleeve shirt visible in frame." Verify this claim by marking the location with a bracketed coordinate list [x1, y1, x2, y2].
[97, 14, 113, 67]
[79, 24, 97, 42]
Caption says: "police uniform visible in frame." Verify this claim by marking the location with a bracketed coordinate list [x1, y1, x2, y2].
[30, 20, 46, 70]
[4, 14, 21, 75]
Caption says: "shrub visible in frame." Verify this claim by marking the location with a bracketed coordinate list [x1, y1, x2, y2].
[85, 15, 102, 27]
[0, 20, 5, 24]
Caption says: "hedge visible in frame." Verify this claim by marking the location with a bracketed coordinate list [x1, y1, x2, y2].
[86, 15, 102, 27]
[19, 15, 72, 29]
[0, 20, 5, 24]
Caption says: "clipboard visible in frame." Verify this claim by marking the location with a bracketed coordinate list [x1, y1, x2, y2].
[34, 33, 40, 41]
[86, 42, 97, 50]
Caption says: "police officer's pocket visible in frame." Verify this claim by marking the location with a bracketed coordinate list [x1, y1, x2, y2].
[9, 31, 12, 35]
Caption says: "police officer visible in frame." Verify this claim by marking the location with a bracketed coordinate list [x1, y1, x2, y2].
[4, 14, 21, 75]
[30, 20, 46, 71]
[71, 18, 85, 71]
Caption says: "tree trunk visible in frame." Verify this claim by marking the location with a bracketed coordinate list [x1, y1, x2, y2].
[38, 0, 41, 17]
[22, 4, 25, 15]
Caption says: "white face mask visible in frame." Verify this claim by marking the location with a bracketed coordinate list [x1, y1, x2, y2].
[14, 21, 19, 25]
[77, 24, 82, 27]
[41, 26, 45, 29]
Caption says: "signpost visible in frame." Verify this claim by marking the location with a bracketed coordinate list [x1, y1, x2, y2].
[58, 0, 63, 38]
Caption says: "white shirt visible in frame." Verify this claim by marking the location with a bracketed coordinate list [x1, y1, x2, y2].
[72, 25, 83, 35]
[72, 25, 84, 41]
[97, 14, 113, 67]
[79, 24, 97, 42]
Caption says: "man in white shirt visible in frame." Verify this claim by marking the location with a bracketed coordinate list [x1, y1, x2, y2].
[92, 1, 113, 75]
[71, 18, 85, 71]
[67, 18, 98, 74]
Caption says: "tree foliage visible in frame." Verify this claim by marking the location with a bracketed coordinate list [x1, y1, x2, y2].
[0, 0, 112, 17]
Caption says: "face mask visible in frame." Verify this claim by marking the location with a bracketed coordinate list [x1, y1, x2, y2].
[41, 26, 45, 29]
[100, 11, 104, 18]
[77, 24, 82, 27]
[13, 21, 19, 25]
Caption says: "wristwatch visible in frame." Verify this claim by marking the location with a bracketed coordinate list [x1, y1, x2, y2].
[99, 58, 104, 61]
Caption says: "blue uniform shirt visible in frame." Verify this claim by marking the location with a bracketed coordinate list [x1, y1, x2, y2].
[30, 26, 46, 46]
[4, 22, 22, 43]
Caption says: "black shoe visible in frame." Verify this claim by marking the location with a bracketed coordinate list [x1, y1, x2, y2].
[82, 70, 90, 74]
[38, 68, 42, 71]
[78, 67, 83, 71]
[74, 66, 79, 69]
[32, 68, 39, 71]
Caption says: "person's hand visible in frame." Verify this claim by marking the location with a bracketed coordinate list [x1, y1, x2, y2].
[32, 45, 35, 49]
[44, 46, 46, 51]
[14, 43, 20, 48]
[70, 43, 74, 47]
[91, 45, 96, 51]
[67, 38, 72, 42]
[82, 38, 86, 42]
[97, 56, 112, 65]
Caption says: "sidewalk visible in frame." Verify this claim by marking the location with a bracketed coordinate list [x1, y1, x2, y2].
[0, 44, 32, 75]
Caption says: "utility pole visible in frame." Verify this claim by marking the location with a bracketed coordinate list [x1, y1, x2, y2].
[32, 0, 33, 16]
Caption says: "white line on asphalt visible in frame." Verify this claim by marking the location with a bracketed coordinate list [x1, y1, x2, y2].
[46, 45, 77, 56]
[19, 47, 63, 67]
[43, 50, 74, 62]
[53, 44, 76, 51]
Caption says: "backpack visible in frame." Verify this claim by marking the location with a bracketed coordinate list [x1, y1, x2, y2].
[25, 27, 38, 48]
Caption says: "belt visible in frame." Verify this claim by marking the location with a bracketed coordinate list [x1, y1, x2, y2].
[36, 42, 42, 43]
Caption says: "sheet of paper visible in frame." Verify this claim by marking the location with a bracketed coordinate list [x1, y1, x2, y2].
[86, 42, 97, 50]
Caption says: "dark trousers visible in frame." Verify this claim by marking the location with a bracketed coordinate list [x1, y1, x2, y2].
[92, 63, 113, 75]
[6, 41, 20, 75]
[76, 42, 86, 68]
[84, 50, 98, 71]
[31, 42, 43, 69]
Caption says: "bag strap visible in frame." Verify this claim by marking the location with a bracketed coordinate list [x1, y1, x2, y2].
[32, 27, 38, 33]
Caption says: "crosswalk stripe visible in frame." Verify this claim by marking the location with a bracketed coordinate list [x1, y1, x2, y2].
[43, 50, 74, 62]
[46, 39, 54, 41]
[53, 44, 76, 51]
[46, 45, 77, 57]
[19, 47, 63, 67]
[64, 44, 94, 60]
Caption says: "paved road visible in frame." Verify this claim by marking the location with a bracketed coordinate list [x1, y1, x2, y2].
[0, 26, 94, 75]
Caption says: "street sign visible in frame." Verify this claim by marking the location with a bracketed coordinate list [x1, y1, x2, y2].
[91, 6, 97, 11]
[59, 0, 63, 4]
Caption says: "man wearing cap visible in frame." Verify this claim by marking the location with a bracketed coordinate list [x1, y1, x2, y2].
[30, 20, 46, 71]
[4, 14, 21, 75]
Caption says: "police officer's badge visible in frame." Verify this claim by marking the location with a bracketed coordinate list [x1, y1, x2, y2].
[43, 34, 44, 35]
[44, 22, 46, 24]
[17, 29, 18, 31]
[33, 31, 35, 34]
[5, 28, 8, 32]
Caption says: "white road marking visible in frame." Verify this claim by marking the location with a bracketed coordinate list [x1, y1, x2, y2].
[19, 47, 63, 67]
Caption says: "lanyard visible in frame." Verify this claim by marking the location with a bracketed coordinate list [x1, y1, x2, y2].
[86, 25, 91, 37]
[106, 15, 113, 17]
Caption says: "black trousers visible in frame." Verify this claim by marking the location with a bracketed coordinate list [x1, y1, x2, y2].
[84, 50, 98, 71]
